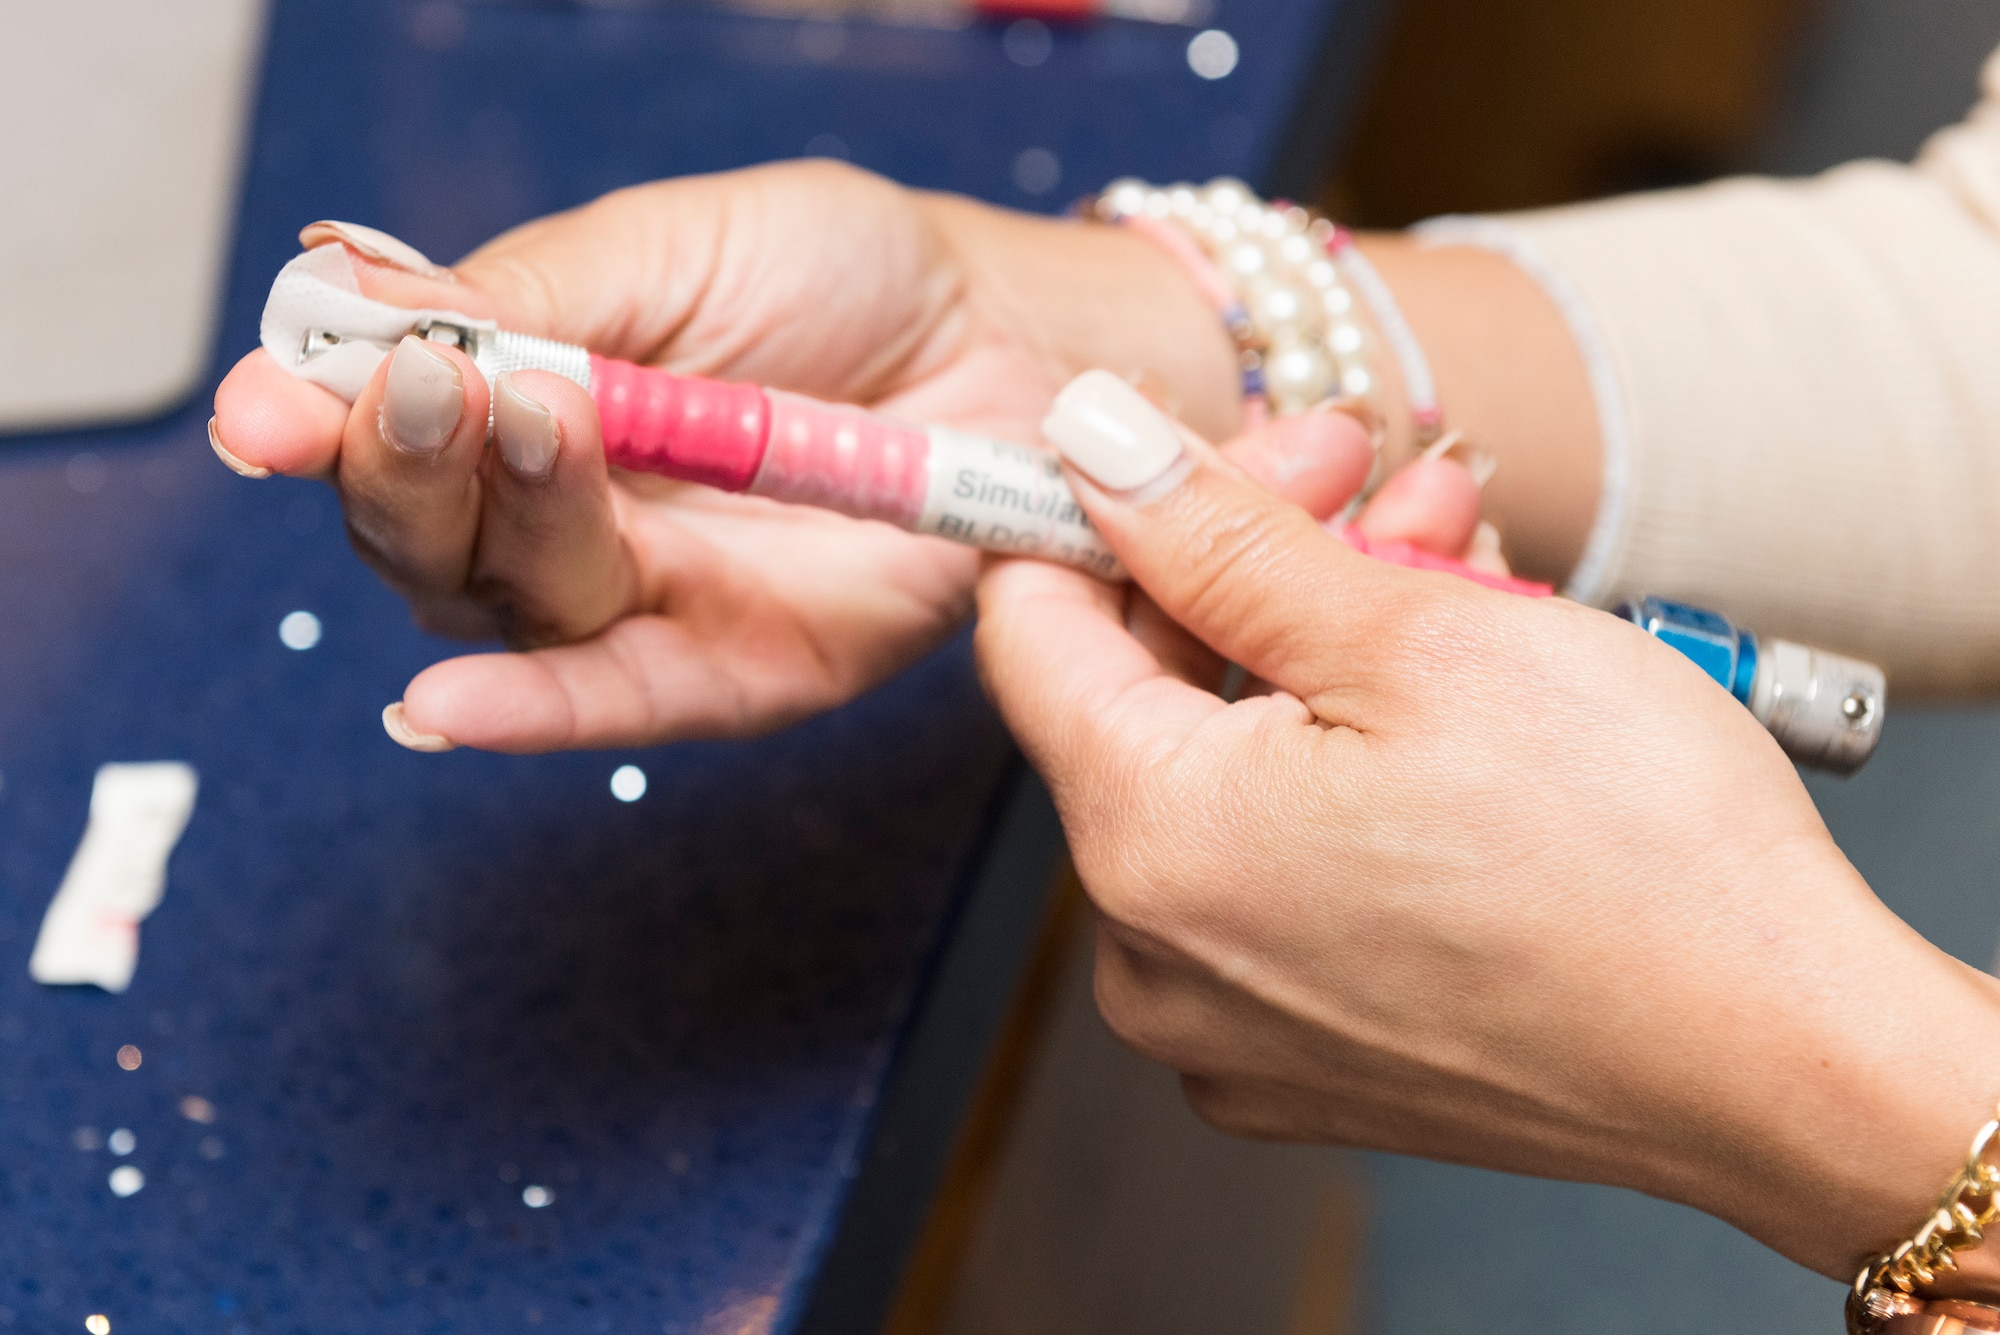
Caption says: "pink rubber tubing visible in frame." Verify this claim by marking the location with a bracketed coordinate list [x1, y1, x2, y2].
[589, 354, 771, 491]
[755, 391, 930, 528]
[589, 355, 930, 526]
[1336, 526, 1554, 598]
[588, 353, 1554, 598]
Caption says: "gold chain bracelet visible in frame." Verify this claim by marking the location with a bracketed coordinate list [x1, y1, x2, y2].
[1850, 1111, 2000, 1335]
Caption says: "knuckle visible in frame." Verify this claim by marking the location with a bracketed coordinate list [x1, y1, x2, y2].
[1179, 1075, 1272, 1139]
[477, 251, 565, 336]
[462, 582, 583, 650]
[1070, 845, 1148, 933]
[1091, 943, 1183, 1068]
[784, 156, 876, 191]
[1117, 772, 1235, 905]
[1086, 881, 1161, 947]
[1067, 789, 1189, 938]
[341, 513, 397, 572]
[342, 517, 451, 601]
[1178, 1074, 1237, 1131]
[409, 599, 498, 642]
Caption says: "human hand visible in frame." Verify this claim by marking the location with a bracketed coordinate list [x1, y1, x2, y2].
[209, 161, 1240, 752]
[976, 373, 2000, 1281]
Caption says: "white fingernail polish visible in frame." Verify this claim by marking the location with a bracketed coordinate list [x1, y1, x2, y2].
[379, 337, 462, 458]
[298, 220, 452, 278]
[495, 373, 560, 479]
[382, 702, 455, 753]
[1041, 370, 1186, 492]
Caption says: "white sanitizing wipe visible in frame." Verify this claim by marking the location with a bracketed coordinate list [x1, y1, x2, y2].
[29, 762, 199, 994]
[260, 243, 493, 401]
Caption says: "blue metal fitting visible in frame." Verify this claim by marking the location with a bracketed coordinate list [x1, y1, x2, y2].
[1610, 595, 1885, 774]
[1611, 596, 1758, 705]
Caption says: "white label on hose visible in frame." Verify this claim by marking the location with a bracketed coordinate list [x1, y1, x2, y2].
[917, 427, 1122, 579]
[29, 763, 199, 994]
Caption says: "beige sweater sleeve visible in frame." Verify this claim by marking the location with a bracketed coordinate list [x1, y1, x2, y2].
[1418, 48, 2000, 696]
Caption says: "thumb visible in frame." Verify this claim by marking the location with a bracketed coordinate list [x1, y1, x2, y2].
[1042, 371, 1476, 707]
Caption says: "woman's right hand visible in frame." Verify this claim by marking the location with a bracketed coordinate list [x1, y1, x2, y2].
[210, 161, 1241, 753]
[976, 376, 2000, 1285]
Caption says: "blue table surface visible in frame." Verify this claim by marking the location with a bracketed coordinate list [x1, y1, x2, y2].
[0, 0, 1363, 1329]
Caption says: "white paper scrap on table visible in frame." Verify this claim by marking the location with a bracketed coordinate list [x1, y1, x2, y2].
[29, 762, 199, 993]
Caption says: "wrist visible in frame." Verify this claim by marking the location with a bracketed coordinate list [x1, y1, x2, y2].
[1666, 899, 2000, 1287]
[1349, 233, 1602, 586]
[1840, 968, 2000, 1305]
[920, 191, 1242, 443]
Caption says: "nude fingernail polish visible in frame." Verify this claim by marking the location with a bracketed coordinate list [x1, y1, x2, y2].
[495, 373, 560, 479]
[1417, 428, 1496, 487]
[298, 220, 453, 278]
[379, 336, 462, 458]
[208, 417, 270, 479]
[1469, 520, 1506, 568]
[1041, 369, 1186, 492]
[1466, 449, 1499, 489]
[382, 702, 455, 753]
[1418, 428, 1464, 465]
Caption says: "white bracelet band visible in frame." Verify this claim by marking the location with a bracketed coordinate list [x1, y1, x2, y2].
[1331, 232, 1443, 447]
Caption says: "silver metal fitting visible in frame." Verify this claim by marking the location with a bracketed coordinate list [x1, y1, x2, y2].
[466, 327, 593, 392]
[1749, 639, 1885, 775]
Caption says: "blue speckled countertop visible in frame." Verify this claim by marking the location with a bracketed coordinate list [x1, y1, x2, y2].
[0, 0, 1372, 1328]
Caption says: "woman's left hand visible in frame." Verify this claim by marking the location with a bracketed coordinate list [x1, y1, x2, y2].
[974, 376, 2000, 1283]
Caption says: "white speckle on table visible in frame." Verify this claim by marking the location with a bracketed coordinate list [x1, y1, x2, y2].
[278, 610, 321, 650]
[610, 766, 647, 803]
[1187, 28, 1238, 79]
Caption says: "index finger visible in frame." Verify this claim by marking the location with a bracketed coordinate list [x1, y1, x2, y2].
[211, 225, 490, 479]
[211, 348, 349, 480]
[974, 557, 1223, 805]
[1040, 370, 1487, 717]
[983, 404, 1378, 767]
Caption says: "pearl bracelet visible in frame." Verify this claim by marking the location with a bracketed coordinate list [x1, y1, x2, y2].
[1089, 177, 1444, 457]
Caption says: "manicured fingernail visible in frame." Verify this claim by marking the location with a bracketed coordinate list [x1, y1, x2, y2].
[298, 221, 453, 278]
[382, 702, 455, 753]
[1417, 428, 1496, 487]
[1468, 520, 1508, 573]
[208, 417, 270, 479]
[1418, 427, 1464, 465]
[494, 373, 559, 479]
[379, 336, 463, 458]
[1042, 369, 1186, 492]
[1466, 449, 1498, 488]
